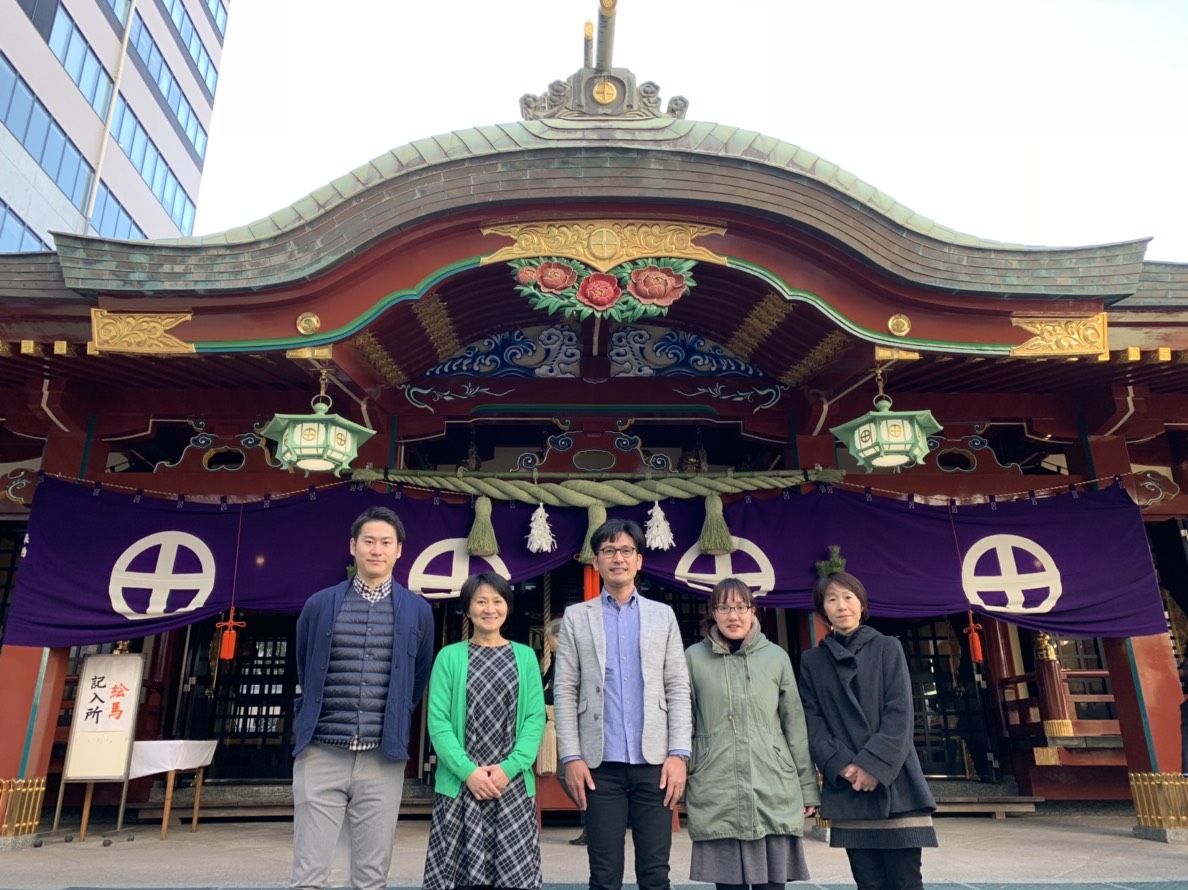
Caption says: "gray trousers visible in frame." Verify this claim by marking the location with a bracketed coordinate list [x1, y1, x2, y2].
[290, 744, 406, 890]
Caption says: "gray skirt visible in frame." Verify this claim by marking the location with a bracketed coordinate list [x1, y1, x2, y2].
[690, 835, 810, 884]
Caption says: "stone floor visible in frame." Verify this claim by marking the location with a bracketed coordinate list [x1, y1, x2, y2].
[1, 803, 1185, 890]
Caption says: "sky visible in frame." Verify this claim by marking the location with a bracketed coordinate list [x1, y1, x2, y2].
[193, 0, 1188, 262]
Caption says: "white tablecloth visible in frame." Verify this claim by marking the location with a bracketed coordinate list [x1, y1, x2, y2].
[128, 740, 217, 780]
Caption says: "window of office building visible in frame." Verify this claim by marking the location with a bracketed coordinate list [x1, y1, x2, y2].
[127, 11, 208, 157]
[1, 52, 93, 211]
[0, 54, 145, 241]
[48, 6, 115, 119]
[205, 0, 228, 37]
[91, 181, 145, 241]
[160, 0, 218, 95]
[104, 0, 132, 27]
[0, 199, 50, 252]
[110, 95, 195, 234]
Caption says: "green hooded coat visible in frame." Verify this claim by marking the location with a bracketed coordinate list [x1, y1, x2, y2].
[684, 624, 821, 842]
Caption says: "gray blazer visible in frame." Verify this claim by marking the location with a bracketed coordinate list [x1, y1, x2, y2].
[553, 593, 692, 768]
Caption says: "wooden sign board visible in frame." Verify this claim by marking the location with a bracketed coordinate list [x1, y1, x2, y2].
[62, 653, 145, 782]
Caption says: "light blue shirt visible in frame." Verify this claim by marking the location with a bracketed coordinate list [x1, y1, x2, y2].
[602, 589, 645, 764]
[558, 589, 690, 767]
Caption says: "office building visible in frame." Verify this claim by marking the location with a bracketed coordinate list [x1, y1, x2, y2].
[0, 0, 226, 249]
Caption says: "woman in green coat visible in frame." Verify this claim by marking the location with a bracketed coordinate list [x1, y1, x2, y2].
[685, 578, 821, 890]
[421, 572, 546, 890]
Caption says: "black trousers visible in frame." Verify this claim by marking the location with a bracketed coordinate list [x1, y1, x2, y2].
[845, 847, 924, 890]
[585, 762, 673, 890]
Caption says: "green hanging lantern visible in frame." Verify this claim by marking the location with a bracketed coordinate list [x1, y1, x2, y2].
[261, 369, 375, 476]
[829, 369, 941, 471]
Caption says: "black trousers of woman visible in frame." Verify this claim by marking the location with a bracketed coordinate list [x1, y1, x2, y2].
[845, 847, 924, 890]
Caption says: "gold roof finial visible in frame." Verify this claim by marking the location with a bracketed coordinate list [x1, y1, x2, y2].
[596, 0, 617, 72]
[519, 0, 688, 122]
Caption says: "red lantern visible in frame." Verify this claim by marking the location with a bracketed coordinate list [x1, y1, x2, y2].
[216, 607, 247, 661]
[963, 610, 984, 664]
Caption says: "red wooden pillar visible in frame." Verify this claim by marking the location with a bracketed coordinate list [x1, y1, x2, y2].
[1033, 632, 1074, 738]
[1102, 635, 1181, 773]
[0, 426, 110, 832]
[583, 564, 600, 600]
[1080, 434, 1181, 773]
[0, 646, 70, 775]
[980, 615, 1016, 737]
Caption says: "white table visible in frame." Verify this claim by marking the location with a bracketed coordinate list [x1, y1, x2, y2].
[129, 740, 218, 839]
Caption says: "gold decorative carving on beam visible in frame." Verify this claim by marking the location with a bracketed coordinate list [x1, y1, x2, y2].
[53, 341, 77, 357]
[780, 331, 851, 388]
[874, 346, 921, 362]
[887, 314, 911, 336]
[286, 346, 335, 361]
[0, 341, 12, 356]
[1010, 313, 1107, 357]
[727, 293, 792, 361]
[20, 341, 44, 357]
[90, 308, 195, 354]
[480, 220, 729, 273]
[412, 292, 461, 362]
[352, 331, 407, 387]
[1033, 747, 1061, 766]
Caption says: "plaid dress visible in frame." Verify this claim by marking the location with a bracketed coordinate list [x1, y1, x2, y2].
[423, 643, 542, 890]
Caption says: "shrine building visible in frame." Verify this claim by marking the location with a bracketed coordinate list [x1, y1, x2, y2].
[1, 0, 1187, 837]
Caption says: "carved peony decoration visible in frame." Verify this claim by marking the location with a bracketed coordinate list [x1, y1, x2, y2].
[576, 273, 622, 310]
[534, 261, 578, 293]
[509, 257, 697, 323]
[628, 265, 687, 307]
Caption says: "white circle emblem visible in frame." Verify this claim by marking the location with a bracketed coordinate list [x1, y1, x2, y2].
[673, 536, 776, 594]
[408, 538, 510, 599]
[961, 534, 1062, 614]
[109, 531, 217, 620]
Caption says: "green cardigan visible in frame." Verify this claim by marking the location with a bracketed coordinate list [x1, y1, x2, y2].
[426, 640, 546, 798]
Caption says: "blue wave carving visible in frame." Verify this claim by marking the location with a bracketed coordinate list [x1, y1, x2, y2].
[651, 330, 763, 377]
[608, 327, 763, 377]
[424, 326, 581, 378]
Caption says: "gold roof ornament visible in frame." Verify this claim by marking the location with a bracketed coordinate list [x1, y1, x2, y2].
[520, 1, 688, 121]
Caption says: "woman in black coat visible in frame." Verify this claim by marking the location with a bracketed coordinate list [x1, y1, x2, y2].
[799, 570, 937, 890]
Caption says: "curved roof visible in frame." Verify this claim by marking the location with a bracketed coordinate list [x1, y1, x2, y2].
[46, 117, 1155, 301]
[190, 118, 1021, 250]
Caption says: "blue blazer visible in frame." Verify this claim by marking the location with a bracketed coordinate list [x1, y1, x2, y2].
[292, 579, 434, 760]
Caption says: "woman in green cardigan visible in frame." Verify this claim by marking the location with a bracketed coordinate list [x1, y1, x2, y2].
[422, 572, 546, 890]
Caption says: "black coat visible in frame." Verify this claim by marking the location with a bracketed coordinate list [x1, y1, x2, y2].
[799, 625, 936, 821]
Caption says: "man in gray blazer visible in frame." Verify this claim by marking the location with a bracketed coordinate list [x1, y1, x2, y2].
[554, 518, 693, 890]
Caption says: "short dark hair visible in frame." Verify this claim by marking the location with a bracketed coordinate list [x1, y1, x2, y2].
[701, 577, 757, 635]
[812, 571, 869, 624]
[590, 518, 644, 553]
[351, 506, 405, 543]
[460, 571, 514, 615]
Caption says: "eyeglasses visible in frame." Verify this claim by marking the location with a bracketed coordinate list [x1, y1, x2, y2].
[713, 604, 753, 615]
[597, 546, 638, 559]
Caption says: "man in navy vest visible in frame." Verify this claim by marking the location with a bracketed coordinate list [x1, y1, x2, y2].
[290, 506, 434, 890]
